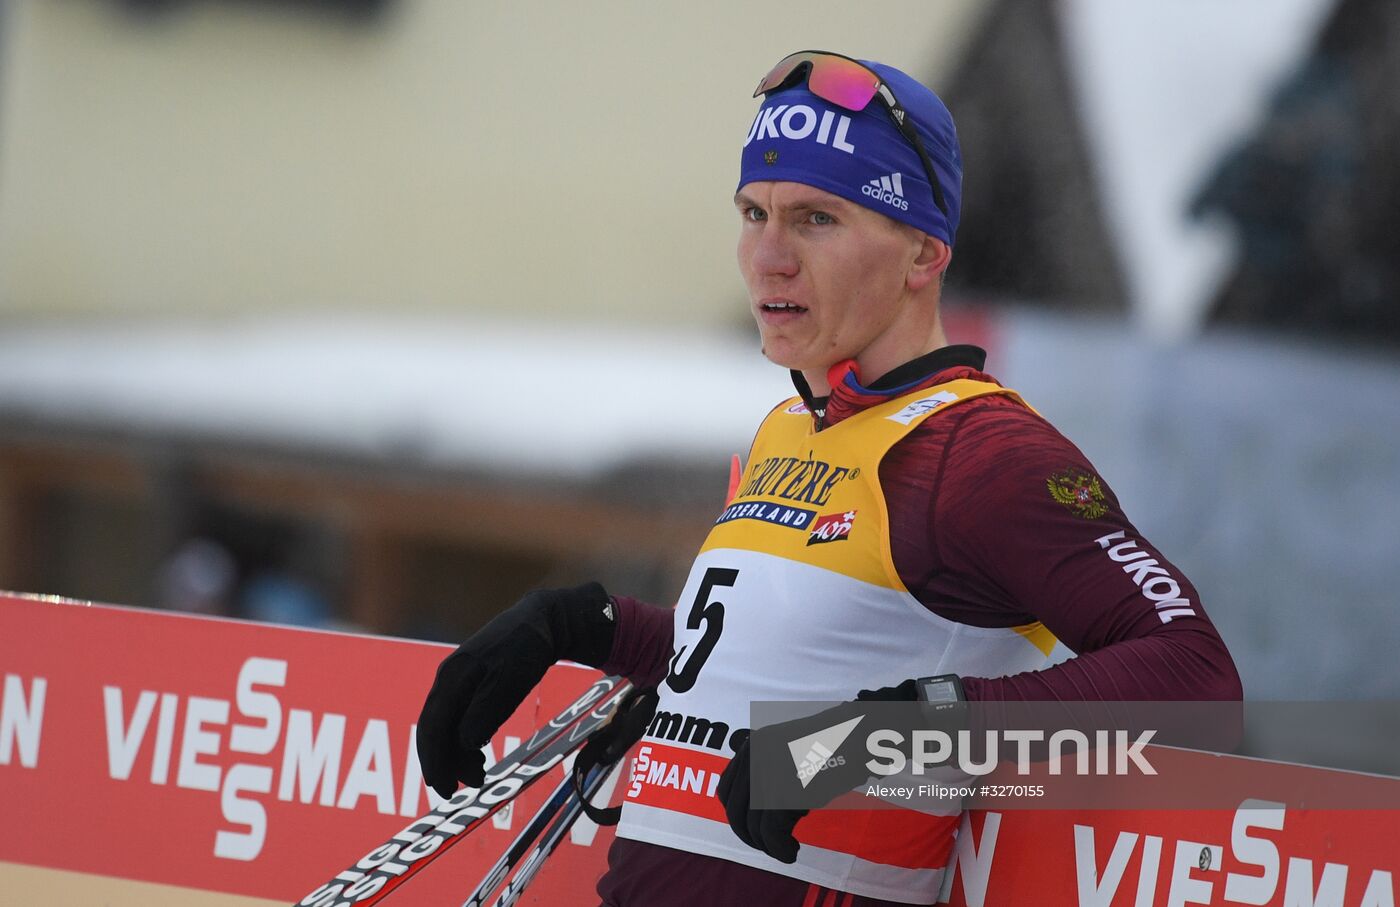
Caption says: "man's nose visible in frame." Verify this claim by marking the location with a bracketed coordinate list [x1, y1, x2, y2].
[750, 224, 799, 278]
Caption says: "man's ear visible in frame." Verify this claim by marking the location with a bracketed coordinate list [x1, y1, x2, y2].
[907, 235, 951, 293]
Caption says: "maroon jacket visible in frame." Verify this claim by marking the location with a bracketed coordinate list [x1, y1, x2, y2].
[596, 345, 1242, 907]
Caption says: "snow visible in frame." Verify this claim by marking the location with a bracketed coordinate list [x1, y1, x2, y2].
[0, 315, 794, 477]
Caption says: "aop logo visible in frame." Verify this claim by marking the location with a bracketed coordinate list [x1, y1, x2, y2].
[807, 510, 857, 546]
[744, 105, 857, 155]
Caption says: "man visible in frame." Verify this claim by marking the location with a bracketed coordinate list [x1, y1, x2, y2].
[417, 51, 1241, 906]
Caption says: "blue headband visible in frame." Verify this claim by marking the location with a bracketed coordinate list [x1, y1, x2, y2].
[737, 59, 962, 246]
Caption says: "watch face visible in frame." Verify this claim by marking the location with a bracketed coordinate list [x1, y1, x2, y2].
[918, 678, 959, 704]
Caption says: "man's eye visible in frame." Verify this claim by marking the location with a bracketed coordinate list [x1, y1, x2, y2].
[809, 211, 834, 225]
[743, 207, 767, 222]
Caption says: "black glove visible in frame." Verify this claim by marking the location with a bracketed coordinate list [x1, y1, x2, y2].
[416, 582, 617, 799]
[715, 680, 943, 864]
[716, 733, 798, 863]
[856, 678, 919, 701]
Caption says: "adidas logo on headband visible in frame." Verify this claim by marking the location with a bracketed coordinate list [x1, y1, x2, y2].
[861, 172, 909, 211]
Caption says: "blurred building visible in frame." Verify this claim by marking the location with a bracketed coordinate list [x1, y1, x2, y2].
[0, 0, 994, 640]
[1, 0, 1398, 703]
[943, 0, 1126, 312]
[1194, 0, 1400, 345]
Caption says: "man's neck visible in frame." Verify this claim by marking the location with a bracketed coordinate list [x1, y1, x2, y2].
[801, 325, 951, 396]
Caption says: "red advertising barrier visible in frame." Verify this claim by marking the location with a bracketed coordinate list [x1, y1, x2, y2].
[947, 806, 1397, 907]
[0, 593, 618, 906]
[2, 593, 1398, 906]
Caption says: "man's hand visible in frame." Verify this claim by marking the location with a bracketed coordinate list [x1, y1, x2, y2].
[714, 680, 943, 864]
[416, 582, 616, 799]
[715, 727, 805, 864]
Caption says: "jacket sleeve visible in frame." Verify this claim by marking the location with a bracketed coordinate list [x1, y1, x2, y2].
[928, 403, 1243, 703]
[598, 594, 675, 689]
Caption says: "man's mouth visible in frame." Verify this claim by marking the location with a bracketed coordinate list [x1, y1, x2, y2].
[760, 301, 808, 314]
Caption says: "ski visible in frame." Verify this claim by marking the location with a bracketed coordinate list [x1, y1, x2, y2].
[461, 756, 616, 907]
[296, 675, 633, 907]
[472, 761, 619, 907]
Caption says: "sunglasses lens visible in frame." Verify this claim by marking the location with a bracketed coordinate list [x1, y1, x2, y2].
[754, 52, 815, 97]
[755, 52, 880, 111]
[805, 55, 879, 110]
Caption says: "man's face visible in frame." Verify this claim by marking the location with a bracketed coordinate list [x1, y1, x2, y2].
[735, 180, 928, 376]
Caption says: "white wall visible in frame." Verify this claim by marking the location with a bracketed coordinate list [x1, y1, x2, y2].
[0, 0, 985, 324]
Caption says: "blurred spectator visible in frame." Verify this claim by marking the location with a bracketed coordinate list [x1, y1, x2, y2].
[155, 537, 237, 616]
[239, 569, 334, 629]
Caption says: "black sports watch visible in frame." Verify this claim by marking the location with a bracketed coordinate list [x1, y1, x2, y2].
[914, 674, 965, 710]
